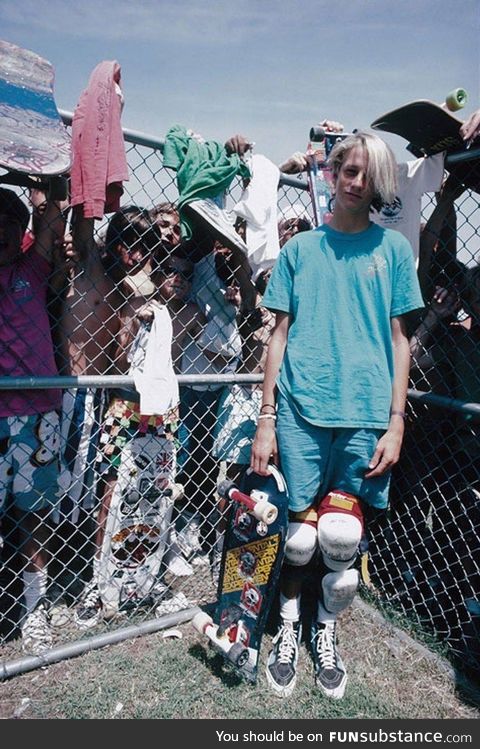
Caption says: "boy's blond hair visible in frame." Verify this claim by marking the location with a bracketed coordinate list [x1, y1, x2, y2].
[327, 131, 398, 208]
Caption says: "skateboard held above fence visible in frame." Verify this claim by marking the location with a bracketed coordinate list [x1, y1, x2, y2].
[370, 89, 471, 157]
[371, 89, 480, 192]
[306, 127, 349, 226]
[0, 39, 71, 197]
[192, 464, 289, 683]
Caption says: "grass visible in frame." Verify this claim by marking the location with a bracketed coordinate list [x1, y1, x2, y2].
[1, 596, 478, 720]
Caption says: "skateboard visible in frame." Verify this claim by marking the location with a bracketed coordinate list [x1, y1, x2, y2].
[192, 464, 289, 683]
[0, 39, 71, 197]
[305, 127, 348, 226]
[370, 88, 471, 155]
[371, 89, 480, 192]
[97, 433, 182, 615]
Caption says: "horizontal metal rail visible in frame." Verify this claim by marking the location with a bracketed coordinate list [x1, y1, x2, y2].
[0, 374, 263, 389]
[446, 146, 480, 165]
[407, 388, 480, 420]
[1, 375, 479, 420]
[60, 109, 310, 190]
[278, 174, 309, 190]
[0, 606, 201, 681]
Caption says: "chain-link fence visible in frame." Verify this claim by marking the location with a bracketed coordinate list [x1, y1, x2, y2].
[1, 116, 479, 685]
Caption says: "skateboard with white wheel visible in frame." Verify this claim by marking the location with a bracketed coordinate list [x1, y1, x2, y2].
[192, 464, 289, 683]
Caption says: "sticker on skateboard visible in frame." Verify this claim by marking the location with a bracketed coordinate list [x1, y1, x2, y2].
[192, 465, 289, 683]
[98, 434, 182, 615]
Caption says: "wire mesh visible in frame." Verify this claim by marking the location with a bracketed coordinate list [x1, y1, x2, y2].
[0, 118, 479, 685]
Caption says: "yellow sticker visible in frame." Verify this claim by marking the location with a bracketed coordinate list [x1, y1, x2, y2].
[222, 535, 280, 594]
[329, 494, 355, 511]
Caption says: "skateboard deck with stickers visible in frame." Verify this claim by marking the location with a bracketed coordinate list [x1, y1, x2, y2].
[192, 465, 289, 683]
[98, 433, 183, 615]
[0, 39, 71, 196]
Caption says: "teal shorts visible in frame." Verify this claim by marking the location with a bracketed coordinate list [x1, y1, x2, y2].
[0, 411, 61, 513]
[276, 394, 391, 512]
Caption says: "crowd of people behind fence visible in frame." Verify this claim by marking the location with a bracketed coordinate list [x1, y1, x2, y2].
[0, 66, 479, 688]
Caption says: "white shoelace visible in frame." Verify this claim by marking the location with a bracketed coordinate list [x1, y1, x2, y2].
[23, 605, 50, 640]
[82, 581, 100, 608]
[316, 622, 336, 670]
[277, 624, 297, 664]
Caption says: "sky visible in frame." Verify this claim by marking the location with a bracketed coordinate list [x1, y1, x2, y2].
[1, 0, 479, 166]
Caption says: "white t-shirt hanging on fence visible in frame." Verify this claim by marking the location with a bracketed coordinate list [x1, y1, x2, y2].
[370, 152, 445, 260]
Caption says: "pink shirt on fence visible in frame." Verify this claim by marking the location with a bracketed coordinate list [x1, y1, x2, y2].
[70, 60, 129, 219]
[0, 251, 61, 417]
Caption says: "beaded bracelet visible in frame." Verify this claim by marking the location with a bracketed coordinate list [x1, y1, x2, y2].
[257, 414, 277, 421]
[259, 404, 276, 414]
[390, 410, 406, 419]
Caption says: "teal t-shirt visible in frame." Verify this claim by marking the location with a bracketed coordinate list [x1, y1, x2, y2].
[262, 223, 424, 429]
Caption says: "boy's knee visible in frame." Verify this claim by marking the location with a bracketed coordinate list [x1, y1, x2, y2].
[285, 519, 317, 567]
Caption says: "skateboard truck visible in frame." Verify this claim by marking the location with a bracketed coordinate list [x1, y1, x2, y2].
[217, 479, 278, 525]
[309, 127, 350, 157]
[192, 611, 250, 668]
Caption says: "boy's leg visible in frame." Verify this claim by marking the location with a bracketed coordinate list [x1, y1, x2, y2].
[311, 490, 364, 699]
[311, 428, 390, 699]
[267, 394, 333, 697]
[266, 509, 317, 697]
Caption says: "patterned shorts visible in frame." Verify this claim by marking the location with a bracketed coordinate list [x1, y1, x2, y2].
[0, 411, 61, 513]
[96, 398, 179, 477]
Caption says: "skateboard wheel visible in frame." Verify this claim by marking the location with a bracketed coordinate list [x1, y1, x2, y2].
[252, 500, 278, 525]
[309, 126, 326, 142]
[228, 642, 249, 668]
[192, 611, 213, 634]
[445, 88, 468, 112]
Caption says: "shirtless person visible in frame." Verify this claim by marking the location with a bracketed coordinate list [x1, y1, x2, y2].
[43, 206, 124, 604]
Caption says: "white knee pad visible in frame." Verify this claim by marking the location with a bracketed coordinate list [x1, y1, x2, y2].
[318, 512, 362, 570]
[317, 491, 364, 571]
[284, 522, 317, 567]
[322, 569, 360, 615]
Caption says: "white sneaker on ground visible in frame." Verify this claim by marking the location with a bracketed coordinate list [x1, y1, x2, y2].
[265, 619, 302, 698]
[190, 550, 210, 567]
[177, 512, 203, 557]
[74, 579, 103, 630]
[311, 620, 347, 699]
[21, 601, 52, 655]
[49, 599, 71, 628]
